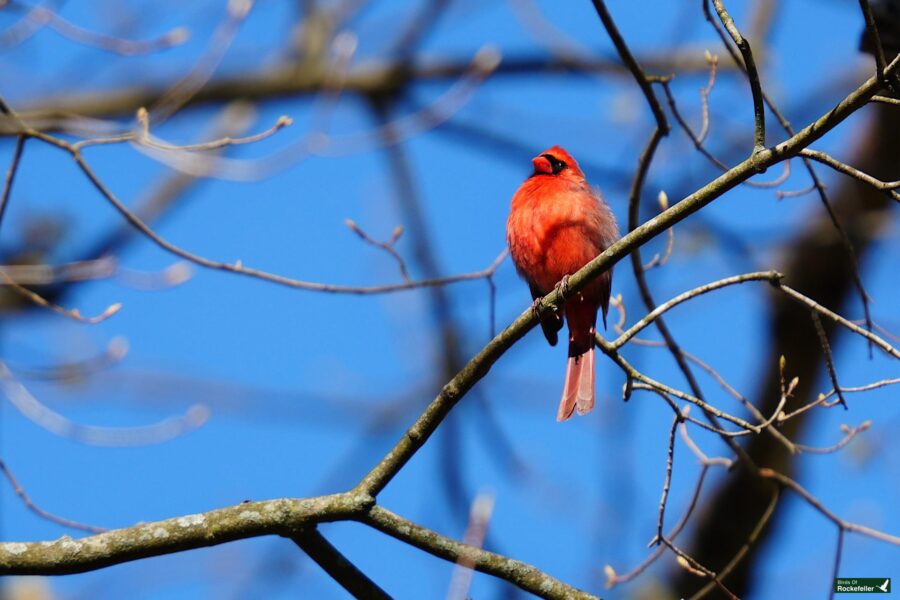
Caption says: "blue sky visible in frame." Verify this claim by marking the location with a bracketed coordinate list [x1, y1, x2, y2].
[1, 0, 899, 598]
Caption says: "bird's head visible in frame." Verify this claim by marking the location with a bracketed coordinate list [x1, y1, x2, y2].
[530, 145, 584, 180]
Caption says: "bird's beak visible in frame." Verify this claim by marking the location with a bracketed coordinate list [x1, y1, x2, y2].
[532, 155, 553, 175]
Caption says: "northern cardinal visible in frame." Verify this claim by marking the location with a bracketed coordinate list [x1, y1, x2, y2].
[507, 146, 619, 421]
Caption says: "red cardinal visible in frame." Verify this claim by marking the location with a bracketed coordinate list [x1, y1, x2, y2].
[507, 146, 618, 421]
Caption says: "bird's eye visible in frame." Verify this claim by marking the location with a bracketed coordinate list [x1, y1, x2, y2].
[541, 154, 567, 174]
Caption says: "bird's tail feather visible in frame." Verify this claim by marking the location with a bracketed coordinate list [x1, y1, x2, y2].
[557, 347, 595, 421]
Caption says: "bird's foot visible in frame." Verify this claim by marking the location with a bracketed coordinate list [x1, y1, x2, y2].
[554, 275, 571, 301]
[531, 296, 544, 319]
[531, 294, 560, 320]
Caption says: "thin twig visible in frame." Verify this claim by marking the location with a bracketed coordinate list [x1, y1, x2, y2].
[0, 135, 25, 232]
[661, 76, 791, 189]
[697, 50, 718, 143]
[677, 347, 796, 452]
[643, 191, 675, 269]
[9, 337, 129, 383]
[760, 468, 900, 545]
[710, 0, 766, 153]
[679, 414, 734, 469]
[631, 383, 757, 437]
[345, 220, 411, 282]
[0, 269, 121, 324]
[793, 421, 871, 455]
[777, 283, 899, 359]
[0, 258, 117, 285]
[0, 361, 209, 446]
[653, 415, 681, 546]
[590, 0, 669, 132]
[689, 487, 779, 600]
[775, 183, 818, 200]
[149, 0, 253, 123]
[821, 378, 900, 403]
[0, 459, 106, 534]
[72, 112, 293, 152]
[605, 463, 715, 588]
[829, 529, 845, 600]
[800, 148, 900, 202]
[69, 152, 511, 294]
[858, 0, 893, 89]
[663, 538, 738, 600]
[871, 95, 900, 105]
[611, 271, 782, 349]
[447, 492, 495, 600]
[811, 310, 848, 409]
[779, 378, 900, 423]
[2, 0, 188, 55]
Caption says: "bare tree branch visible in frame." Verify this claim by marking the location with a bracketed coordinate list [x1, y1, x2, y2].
[0, 459, 106, 534]
[362, 505, 597, 600]
[711, 0, 766, 152]
[292, 528, 391, 599]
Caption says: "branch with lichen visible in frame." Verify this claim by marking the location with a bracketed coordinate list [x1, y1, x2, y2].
[0, 491, 595, 599]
